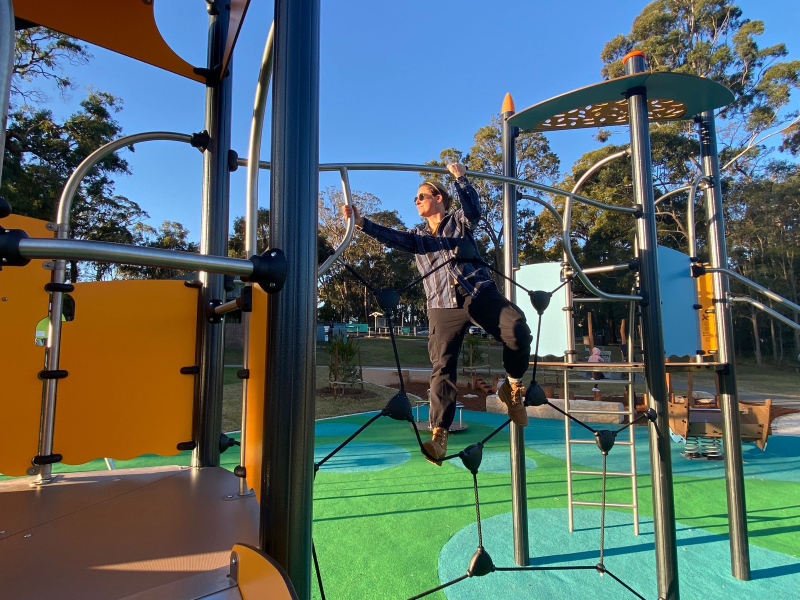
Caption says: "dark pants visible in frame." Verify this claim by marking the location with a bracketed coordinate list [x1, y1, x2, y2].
[427, 286, 532, 429]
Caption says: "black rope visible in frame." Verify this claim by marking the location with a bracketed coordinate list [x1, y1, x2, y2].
[312, 541, 326, 600]
[600, 567, 648, 600]
[473, 472, 483, 547]
[543, 400, 597, 434]
[397, 257, 456, 295]
[495, 565, 597, 572]
[406, 574, 469, 600]
[384, 313, 405, 393]
[530, 312, 544, 384]
[600, 453, 607, 569]
[315, 413, 382, 471]
[340, 262, 376, 292]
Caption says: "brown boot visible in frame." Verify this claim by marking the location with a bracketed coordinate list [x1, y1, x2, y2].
[422, 427, 449, 466]
[498, 379, 529, 427]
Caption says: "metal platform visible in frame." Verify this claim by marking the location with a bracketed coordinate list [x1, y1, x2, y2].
[0, 466, 258, 600]
[535, 361, 726, 373]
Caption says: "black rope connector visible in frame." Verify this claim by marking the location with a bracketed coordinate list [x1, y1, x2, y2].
[382, 391, 413, 422]
[459, 443, 484, 475]
[0, 228, 31, 267]
[524, 383, 548, 407]
[375, 288, 400, 312]
[219, 433, 240, 454]
[190, 130, 210, 152]
[243, 248, 287, 293]
[645, 408, 657, 422]
[467, 546, 496, 577]
[594, 430, 617, 455]
[528, 290, 551, 316]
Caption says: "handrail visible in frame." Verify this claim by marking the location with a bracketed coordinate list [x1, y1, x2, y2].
[686, 175, 712, 258]
[654, 184, 692, 207]
[730, 297, 800, 332]
[707, 267, 800, 315]
[318, 167, 355, 277]
[237, 159, 641, 215]
[563, 149, 642, 302]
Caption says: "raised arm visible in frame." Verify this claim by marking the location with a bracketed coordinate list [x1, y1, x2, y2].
[342, 204, 417, 254]
[446, 164, 481, 230]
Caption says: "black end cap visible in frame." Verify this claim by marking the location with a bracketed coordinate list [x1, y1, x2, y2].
[237, 368, 250, 380]
[44, 282, 74, 293]
[524, 383, 548, 407]
[240, 285, 253, 312]
[632, 203, 644, 219]
[38, 369, 68, 380]
[0, 197, 11, 219]
[184, 279, 203, 289]
[528, 290, 551, 315]
[180, 366, 199, 375]
[459, 443, 484, 475]
[594, 430, 617, 455]
[0, 228, 31, 267]
[382, 391, 413, 422]
[234, 465, 246, 478]
[467, 546, 495, 577]
[245, 248, 287, 293]
[32, 454, 63, 466]
[228, 149, 239, 172]
[691, 263, 706, 278]
[177, 441, 196, 451]
[375, 288, 400, 312]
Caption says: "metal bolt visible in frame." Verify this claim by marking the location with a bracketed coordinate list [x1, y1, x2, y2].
[0, 531, 5, 534]
[227, 494, 233, 499]
[43, 262, 54, 270]
[1, 297, 7, 301]
[269, 283, 276, 288]
[270, 252, 276, 257]
[24, 534, 31, 538]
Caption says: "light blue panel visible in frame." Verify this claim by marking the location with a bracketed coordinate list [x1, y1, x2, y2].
[516, 263, 568, 358]
[657, 246, 700, 358]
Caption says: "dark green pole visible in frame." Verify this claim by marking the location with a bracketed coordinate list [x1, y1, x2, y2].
[194, 0, 233, 467]
[259, 0, 320, 598]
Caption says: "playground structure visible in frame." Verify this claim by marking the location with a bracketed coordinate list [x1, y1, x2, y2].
[2, 1, 800, 600]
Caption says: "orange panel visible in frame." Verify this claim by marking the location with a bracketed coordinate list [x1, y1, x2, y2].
[697, 273, 719, 354]
[245, 286, 268, 501]
[232, 544, 298, 600]
[0, 216, 52, 476]
[15, 0, 205, 83]
[56, 280, 198, 465]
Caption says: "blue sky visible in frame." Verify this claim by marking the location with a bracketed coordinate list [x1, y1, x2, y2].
[23, 0, 800, 241]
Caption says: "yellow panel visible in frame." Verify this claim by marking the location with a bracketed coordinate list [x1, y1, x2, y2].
[245, 286, 268, 500]
[232, 544, 297, 600]
[697, 273, 719, 354]
[56, 280, 198, 464]
[0, 216, 52, 476]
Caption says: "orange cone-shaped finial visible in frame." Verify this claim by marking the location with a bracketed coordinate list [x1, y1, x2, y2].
[501, 93, 515, 114]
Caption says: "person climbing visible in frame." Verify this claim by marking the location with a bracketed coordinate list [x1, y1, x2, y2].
[341, 163, 532, 465]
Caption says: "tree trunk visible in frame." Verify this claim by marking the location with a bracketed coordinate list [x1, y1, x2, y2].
[750, 306, 762, 365]
[769, 301, 780, 366]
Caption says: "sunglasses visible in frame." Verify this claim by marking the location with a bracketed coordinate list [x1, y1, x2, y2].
[413, 191, 441, 203]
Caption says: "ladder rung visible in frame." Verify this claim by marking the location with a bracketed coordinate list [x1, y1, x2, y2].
[570, 439, 633, 446]
[572, 501, 636, 508]
[566, 408, 628, 415]
[571, 470, 635, 477]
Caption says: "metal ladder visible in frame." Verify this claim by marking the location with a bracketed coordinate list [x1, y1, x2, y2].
[563, 365, 640, 535]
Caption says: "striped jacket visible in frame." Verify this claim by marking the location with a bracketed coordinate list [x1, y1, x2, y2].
[359, 176, 496, 309]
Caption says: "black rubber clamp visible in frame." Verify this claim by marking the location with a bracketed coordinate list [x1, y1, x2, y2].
[180, 366, 199, 375]
[693, 304, 703, 310]
[234, 465, 247, 478]
[207, 299, 223, 323]
[177, 441, 196, 451]
[237, 369, 250, 380]
[0, 228, 31, 267]
[32, 454, 63, 466]
[691, 263, 706, 278]
[190, 130, 210, 152]
[632, 204, 644, 219]
[184, 279, 203, 289]
[628, 258, 640, 271]
[243, 248, 287, 293]
[228, 149, 239, 172]
[44, 282, 74, 293]
[38, 369, 68, 380]
[239, 286, 253, 313]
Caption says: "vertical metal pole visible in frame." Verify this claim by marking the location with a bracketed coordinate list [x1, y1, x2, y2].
[194, 0, 233, 468]
[238, 21, 275, 498]
[624, 53, 679, 600]
[259, 0, 319, 598]
[627, 299, 640, 536]
[698, 111, 750, 580]
[564, 269, 575, 533]
[502, 94, 529, 566]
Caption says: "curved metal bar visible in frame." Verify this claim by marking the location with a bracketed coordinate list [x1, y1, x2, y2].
[518, 194, 563, 227]
[563, 149, 642, 302]
[654, 185, 691, 207]
[237, 160, 641, 215]
[18, 238, 256, 277]
[686, 175, 711, 258]
[708, 268, 800, 315]
[730, 297, 800, 332]
[238, 20, 275, 498]
[318, 167, 355, 277]
[0, 0, 13, 191]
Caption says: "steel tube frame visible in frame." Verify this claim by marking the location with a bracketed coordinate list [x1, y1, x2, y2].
[626, 54, 679, 600]
[317, 167, 355, 277]
[706, 267, 800, 315]
[581, 263, 635, 275]
[238, 19, 275, 498]
[18, 238, 257, 276]
[698, 111, 750, 580]
[0, 0, 13, 191]
[731, 297, 800, 332]
[259, 0, 320, 597]
[684, 175, 711, 259]
[502, 104, 529, 566]
[33, 131, 194, 482]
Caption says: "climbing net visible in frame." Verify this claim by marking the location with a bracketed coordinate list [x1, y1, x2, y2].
[313, 245, 656, 599]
